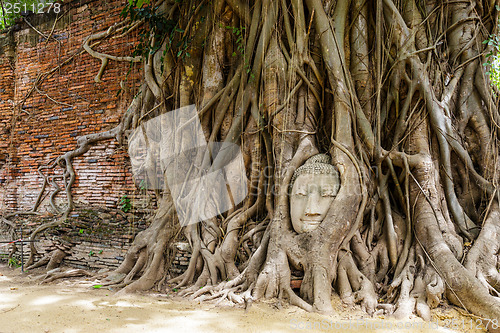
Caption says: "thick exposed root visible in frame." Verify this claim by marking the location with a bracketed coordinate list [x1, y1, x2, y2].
[26, 249, 68, 271]
[99, 197, 178, 293]
[465, 204, 500, 296]
[40, 268, 93, 284]
[337, 250, 378, 315]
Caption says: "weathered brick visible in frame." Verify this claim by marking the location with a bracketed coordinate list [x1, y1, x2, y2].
[0, 0, 141, 212]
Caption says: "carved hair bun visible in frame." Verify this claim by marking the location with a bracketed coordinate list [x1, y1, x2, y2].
[290, 154, 340, 190]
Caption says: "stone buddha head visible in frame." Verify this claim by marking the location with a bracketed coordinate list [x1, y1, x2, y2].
[289, 154, 340, 233]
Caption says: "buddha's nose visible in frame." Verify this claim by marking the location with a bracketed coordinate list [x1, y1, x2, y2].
[304, 192, 321, 216]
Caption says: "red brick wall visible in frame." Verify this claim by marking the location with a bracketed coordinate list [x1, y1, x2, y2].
[0, 0, 142, 212]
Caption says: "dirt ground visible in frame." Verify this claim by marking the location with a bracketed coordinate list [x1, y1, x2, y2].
[0, 263, 487, 333]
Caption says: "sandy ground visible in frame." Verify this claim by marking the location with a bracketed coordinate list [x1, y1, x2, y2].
[0, 264, 487, 333]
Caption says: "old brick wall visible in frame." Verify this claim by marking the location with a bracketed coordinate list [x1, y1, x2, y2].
[0, 0, 142, 213]
[0, 207, 148, 270]
[0, 200, 190, 274]
[0, 1, 188, 272]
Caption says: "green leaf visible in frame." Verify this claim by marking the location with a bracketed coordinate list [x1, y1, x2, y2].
[93, 285, 103, 289]
[137, 0, 144, 8]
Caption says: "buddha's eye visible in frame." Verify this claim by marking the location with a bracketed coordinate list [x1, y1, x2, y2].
[295, 191, 307, 196]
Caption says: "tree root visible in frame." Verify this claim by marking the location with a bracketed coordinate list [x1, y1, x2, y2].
[40, 268, 93, 284]
[337, 250, 378, 315]
[465, 203, 500, 295]
[83, 20, 141, 83]
[26, 249, 67, 271]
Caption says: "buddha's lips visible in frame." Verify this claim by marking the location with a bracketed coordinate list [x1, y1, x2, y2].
[301, 220, 322, 224]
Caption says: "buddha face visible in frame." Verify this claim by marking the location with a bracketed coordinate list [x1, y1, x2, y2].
[290, 173, 339, 233]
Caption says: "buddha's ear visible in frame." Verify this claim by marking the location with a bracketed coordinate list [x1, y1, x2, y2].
[333, 183, 341, 196]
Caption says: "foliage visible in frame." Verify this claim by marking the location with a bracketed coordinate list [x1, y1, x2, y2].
[121, 0, 200, 71]
[121, 0, 178, 58]
[483, 5, 500, 94]
[8, 257, 20, 267]
[0, 249, 21, 268]
[119, 195, 131, 213]
[223, 25, 245, 56]
[223, 24, 252, 76]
